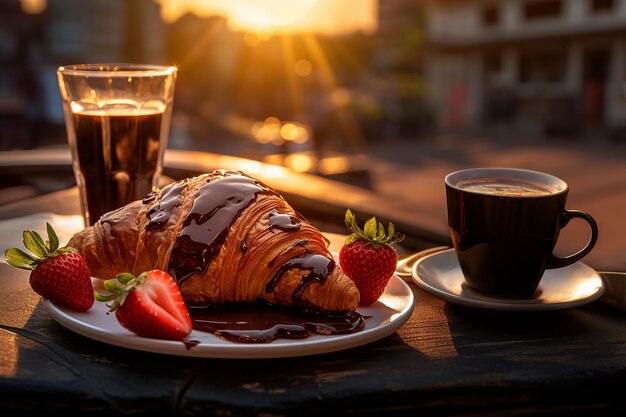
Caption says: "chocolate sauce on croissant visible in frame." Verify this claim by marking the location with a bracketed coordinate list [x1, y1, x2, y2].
[142, 191, 158, 204]
[268, 209, 301, 231]
[267, 239, 308, 268]
[265, 253, 335, 304]
[100, 206, 125, 223]
[189, 303, 364, 343]
[146, 181, 186, 230]
[168, 171, 277, 284]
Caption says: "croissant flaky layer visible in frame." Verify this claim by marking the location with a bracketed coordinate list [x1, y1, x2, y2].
[69, 170, 359, 312]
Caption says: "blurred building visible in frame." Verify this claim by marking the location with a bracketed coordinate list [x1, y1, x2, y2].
[0, 0, 167, 150]
[423, 0, 626, 137]
[0, 0, 43, 149]
[45, 0, 163, 64]
[371, 1, 434, 138]
[376, 0, 422, 71]
[43, 0, 166, 124]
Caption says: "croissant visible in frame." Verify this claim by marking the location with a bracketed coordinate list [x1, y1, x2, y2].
[68, 170, 359, 312]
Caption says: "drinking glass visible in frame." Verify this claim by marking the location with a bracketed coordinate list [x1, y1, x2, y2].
[57, 64, 176, 226]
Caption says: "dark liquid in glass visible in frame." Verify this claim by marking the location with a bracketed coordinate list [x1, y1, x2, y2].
[72, 109, 163, 225]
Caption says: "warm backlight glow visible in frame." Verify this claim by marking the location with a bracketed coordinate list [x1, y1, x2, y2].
[285, 154, 314, 172]
[318, 156, 350, 175]
[20, 0, 46, 14]
[294, 59, 313, 77]
[156, 0, 377, 35]
[226, 0, 318, 32]
[252, 117, 310, 145]
[280, 123, 299, 141]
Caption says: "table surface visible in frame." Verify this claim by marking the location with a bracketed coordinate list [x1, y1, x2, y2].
[2, 165, 626, 416]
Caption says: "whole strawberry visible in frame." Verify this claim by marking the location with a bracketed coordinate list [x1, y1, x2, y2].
[5, 223, 94, 311]
[339, 210, 403, 306]
[95, 270, 192, 341]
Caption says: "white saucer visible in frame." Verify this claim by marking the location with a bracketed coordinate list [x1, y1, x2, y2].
[411, 249, 604, 311]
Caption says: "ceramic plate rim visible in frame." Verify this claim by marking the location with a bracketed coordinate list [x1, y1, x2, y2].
[411, 248, 604, 311]
[43, 274, 414, 359]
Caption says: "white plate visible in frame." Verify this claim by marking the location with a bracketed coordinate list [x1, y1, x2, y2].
[43, 274, 414, 358]
[412, 249, 604, 311]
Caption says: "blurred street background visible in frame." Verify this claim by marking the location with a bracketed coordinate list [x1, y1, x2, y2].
[1, 0, 626, 270]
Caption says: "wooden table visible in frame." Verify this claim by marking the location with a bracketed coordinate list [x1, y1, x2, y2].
[1, 153, 626, 416]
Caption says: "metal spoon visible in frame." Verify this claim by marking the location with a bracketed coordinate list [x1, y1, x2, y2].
[396, 246, 449, 281]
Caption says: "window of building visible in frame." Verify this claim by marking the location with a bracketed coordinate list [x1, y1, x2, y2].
[481, 5, 500, 27]
[523, 0, 562, 20]
[590, 0, 614, 13]
[519, 49, 566, 84]
[484, 53, 502, 78]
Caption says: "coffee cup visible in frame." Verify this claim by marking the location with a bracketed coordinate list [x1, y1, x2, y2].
[445, 167, 598, 298]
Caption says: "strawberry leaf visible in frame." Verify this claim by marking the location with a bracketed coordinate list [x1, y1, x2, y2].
[95, 272, 145, 312]
[23, 230, 48, 259]
[377, 223, 386, 241]
[345, 233, 358, 245]
[5, 248, 37, 270]
[344, 209, 353, 229]
[345, 209, 355, 225]
[104, 279, 121, 293]
[364, 217, 378, 240]
[58, 246, 77, 255]
[46, 223, 59, 252]
[343, 208, 404, 247]
[116, 272, 136, 284]
[94, 291, 117, 302]
[117, 290, 130, 308]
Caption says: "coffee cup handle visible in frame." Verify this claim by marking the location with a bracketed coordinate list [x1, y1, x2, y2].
[547, 210, 598, 269]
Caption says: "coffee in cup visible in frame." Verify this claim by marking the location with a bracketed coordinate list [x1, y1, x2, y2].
[445, 168, 598, 298]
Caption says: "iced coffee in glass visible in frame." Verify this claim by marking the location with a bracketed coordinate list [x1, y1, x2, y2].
[57, 64, 176, 226]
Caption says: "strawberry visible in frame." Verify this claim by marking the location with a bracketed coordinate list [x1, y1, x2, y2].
[5, 223, 94, 311]
[339, 209, 403, 306]
[95, 270, 192, 341]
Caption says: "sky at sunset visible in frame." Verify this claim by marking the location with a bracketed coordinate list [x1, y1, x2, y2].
[155, 0, 378, 34]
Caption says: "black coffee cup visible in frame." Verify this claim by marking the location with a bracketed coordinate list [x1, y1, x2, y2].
[445, 168, 598, 298]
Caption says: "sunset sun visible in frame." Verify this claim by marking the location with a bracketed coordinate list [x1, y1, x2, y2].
[223, 0, 318, 33]
[156, 0, 376, 35]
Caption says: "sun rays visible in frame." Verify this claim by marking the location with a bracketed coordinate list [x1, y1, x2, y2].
[164, 0, 377, 177]
[156, 0, 376, 35]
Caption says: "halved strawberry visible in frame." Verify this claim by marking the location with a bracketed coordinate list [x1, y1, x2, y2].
[5, 223, 94, 311]
[95, 270, 192, 341]
[339, 209, 403, 305]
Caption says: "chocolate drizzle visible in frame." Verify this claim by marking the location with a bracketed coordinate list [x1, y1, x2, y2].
[142, 191, 158, 204]
[168, 171, 277, 284]
[267, 239, 308, 268]
[183, 339, 200, 350]
[146, 181, 186, 230]
[100, 206, 125, 224]
[189, 302, 364, 344]
[265, 253, 335, 304]
[268, 209, 301, 232]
